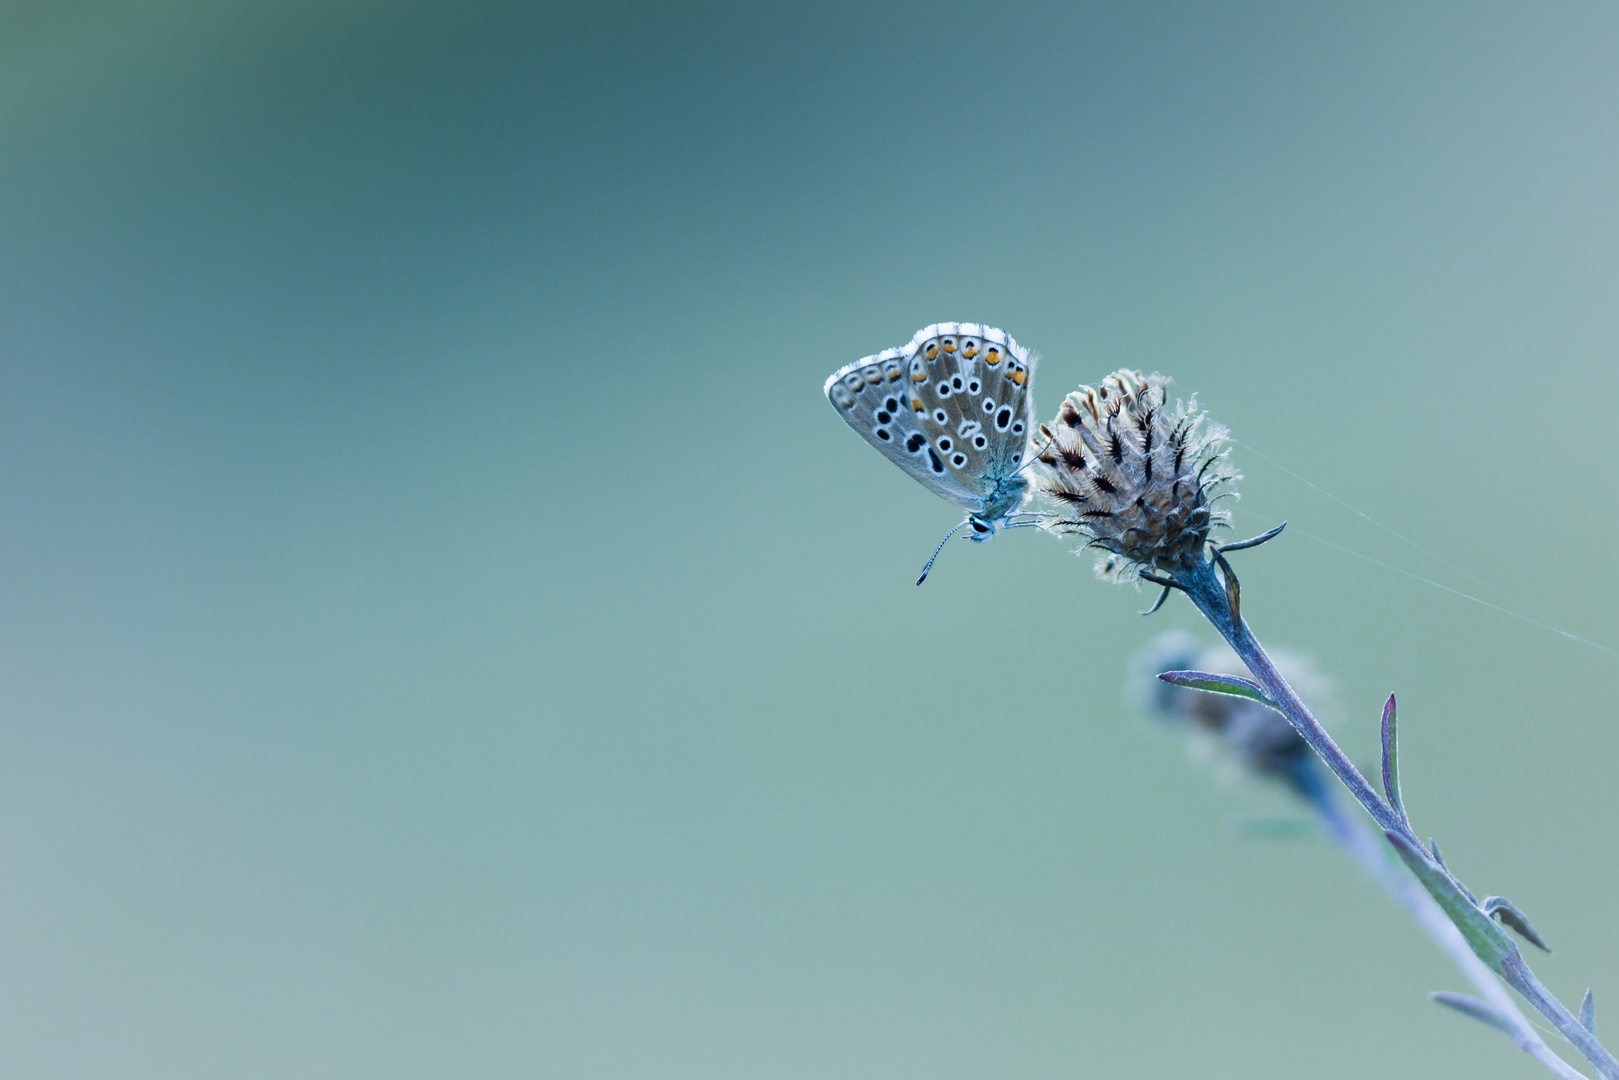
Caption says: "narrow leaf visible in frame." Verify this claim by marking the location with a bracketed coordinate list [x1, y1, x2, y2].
[1581, 989, 1596, 1035]
[1430, 991, 1517, 1037]
[1422, 841, 1479, 903]
[1483, 896, 1551, 953]
[1379, 694, 1406, 823]
[1157, 670, 1277, 709]
[1212, 549, 1242, 620]
[1385, 830, 1517, 967]
[1216, 522, 1287, 554]
[1227, 812, 1319, 841]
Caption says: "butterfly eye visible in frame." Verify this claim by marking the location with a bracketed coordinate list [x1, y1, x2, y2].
[971, 520, 991, 533]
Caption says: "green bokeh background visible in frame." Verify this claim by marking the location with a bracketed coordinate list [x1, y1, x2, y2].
[2, 2, 1617, 1076]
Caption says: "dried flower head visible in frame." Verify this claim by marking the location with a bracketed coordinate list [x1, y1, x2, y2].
[1132, 632, 1332, 792]
[1032, 371, 1236, 581]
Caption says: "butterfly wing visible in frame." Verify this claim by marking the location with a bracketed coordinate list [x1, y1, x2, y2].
[824, 339, 983, 511]
[905, 323, 1035, 510]
[824, 322, 1035, 518]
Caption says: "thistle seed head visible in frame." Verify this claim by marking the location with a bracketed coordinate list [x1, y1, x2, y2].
[1032, 371, 1236, 581]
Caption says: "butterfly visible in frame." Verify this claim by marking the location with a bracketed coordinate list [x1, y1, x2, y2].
[823, 323, 1047, 582]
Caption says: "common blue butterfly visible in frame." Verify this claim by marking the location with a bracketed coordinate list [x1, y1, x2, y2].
[824, 323, 1045, 581]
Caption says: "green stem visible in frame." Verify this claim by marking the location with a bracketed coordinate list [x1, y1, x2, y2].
[1173, 556, 1617, 1080]
[1310, 790, 1586, 1078]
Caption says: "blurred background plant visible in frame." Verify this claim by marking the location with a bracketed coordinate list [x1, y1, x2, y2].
[1133, 632, 1331, 803]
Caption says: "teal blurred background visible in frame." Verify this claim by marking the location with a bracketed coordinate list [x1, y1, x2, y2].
[2, 2, 1616, 1076]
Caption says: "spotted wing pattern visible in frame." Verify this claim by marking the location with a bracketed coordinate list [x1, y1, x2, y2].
[824, 322, 1035, 517]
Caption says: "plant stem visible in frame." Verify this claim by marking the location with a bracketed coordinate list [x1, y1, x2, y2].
[1173, 557, 1618, 1080]
[1307, 785, 1586, 1078]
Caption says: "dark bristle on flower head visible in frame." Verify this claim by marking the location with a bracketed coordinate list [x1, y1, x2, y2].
[1032, 371, 1237, 582]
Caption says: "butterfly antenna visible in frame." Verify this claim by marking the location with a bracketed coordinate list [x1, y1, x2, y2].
[915, 518, 974, 586]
